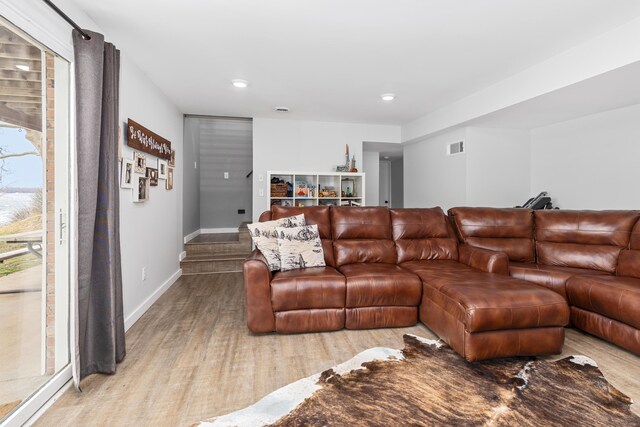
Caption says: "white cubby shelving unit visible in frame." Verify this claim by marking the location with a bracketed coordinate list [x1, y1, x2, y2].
[268, 171, 365, 208]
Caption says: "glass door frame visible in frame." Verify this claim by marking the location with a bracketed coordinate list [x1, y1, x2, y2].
[0, 2, 76, 425]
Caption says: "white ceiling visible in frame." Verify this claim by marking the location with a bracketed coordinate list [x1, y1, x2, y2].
[73, 0, 640, 125]
[465, 61, 640, 130]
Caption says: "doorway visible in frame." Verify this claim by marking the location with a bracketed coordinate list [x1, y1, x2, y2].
[183, 116, 252, 239]
[0, 18, 71, 424]
[363, 142, 404, 208]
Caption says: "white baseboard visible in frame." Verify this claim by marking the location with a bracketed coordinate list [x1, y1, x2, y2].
[124, 269, 182, 332]
[183, 229, 201, 244]
[200, 227, 239, 234]
[179, 251, 187, 262]
[184, 228, 241, 244]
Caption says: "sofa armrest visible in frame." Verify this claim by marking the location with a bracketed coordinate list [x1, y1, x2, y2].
[458, 244, 509, 275]
[243, 249, 275, 333]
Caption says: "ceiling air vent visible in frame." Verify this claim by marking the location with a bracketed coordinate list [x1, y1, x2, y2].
[447, 140, 464, 156]
[274, 106, 290, 113]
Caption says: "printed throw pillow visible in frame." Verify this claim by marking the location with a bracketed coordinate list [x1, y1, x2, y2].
[276, 224, 326, 271]
[247, 214, 306, 271]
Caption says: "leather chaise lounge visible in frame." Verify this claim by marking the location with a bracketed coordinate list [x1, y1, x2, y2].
[244, 206, 570, 361]
[448, 207, 640, 356]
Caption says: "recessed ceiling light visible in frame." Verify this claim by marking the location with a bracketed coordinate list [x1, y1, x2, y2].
[380, 93, 395, 101]
[232, 79, 249, 88]
[383, 156, 390, 159]
[15, 64, 30, 71]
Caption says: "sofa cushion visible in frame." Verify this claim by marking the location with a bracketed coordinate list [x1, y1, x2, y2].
[618, 250, 640, 279]
[271, 267, 345, 311]
[631, 218, 640, 250]
[338, 263, 422, 308]
[566, 275, 640, 330]
[535, 210, 640, 273]
[401, 260, 480, 281]
[271, 205, 335, 266]
[448, 207, 535, 263]
[423, 275, 569, 333]
[333, 240, 396, 266]
[390, 208, 458, 263]
[331, 206, 391, 240]
[509, 262, 609, 300]
[535, 210, 639, 246]
[618, 219, 640, 279]
[331, 207, 396, 266]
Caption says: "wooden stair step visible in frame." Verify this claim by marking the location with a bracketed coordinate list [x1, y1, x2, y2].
[181, 253, 250, 262]
[185, 240, 252, 256]
[180, 252, 250, 275]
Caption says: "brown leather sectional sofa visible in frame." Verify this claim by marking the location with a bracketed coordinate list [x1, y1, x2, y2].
[244, 205, 640, 361]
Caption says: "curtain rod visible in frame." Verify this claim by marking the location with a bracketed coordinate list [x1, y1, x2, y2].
[42, 0, 91, 40]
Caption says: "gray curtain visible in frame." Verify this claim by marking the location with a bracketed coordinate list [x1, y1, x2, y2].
[72, 29, 125, 388]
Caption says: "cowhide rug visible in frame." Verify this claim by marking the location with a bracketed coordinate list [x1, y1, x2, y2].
[199, 334, 639, 426]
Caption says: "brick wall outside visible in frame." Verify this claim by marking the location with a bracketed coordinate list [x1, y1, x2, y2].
[45, 51, 55, 375]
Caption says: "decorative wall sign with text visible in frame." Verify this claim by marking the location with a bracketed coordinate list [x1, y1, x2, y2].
[127, 118, 172, 160]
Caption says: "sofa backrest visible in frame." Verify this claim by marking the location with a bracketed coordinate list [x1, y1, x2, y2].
[448, 207, 535, 263]
[331, 206, 396, 266]
[270, 205, 335, 267]
[535, 210, 640, 273]
[390, 208, 458, 263]
[617, 217, 640, 278]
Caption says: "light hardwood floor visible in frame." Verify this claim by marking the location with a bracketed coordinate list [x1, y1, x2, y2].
[37, 273, 640, 426]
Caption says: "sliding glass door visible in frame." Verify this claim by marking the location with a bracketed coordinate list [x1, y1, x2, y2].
[0, 18, 70, 424]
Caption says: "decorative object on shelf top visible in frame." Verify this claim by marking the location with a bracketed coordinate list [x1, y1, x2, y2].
[337, 144, 358, 172]
[127, 118, 172, 161]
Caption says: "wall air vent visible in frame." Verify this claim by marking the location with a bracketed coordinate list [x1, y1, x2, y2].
[447, 140, 464, 156]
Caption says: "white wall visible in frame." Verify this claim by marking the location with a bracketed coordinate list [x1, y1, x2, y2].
[404, 127, 530, 210]
[362, 151, 379, 206]
[119, 57, 183, 325]
[531, 103, 640, 209]
[390, 158, 404, 208]
[182, 118, 200, 238]
[197, 118, 252, 229]
[379, 160, 391, 207]
[404, 128, 467, 210]
[466, 127, 530, 207]
[252, 118, 400, 219]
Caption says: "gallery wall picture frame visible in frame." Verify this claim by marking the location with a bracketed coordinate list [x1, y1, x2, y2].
[133, 176, 149, 202]
[166, 167, 174, 190]
[146, 167, 159, 186]
[121, 158, 134, 189]
[169, 149, 176, 167]
[157, 159, 168, 180]
[134, 151, 146, 174]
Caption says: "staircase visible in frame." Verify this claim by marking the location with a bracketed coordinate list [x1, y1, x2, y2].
[181, 224, 252, 275]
